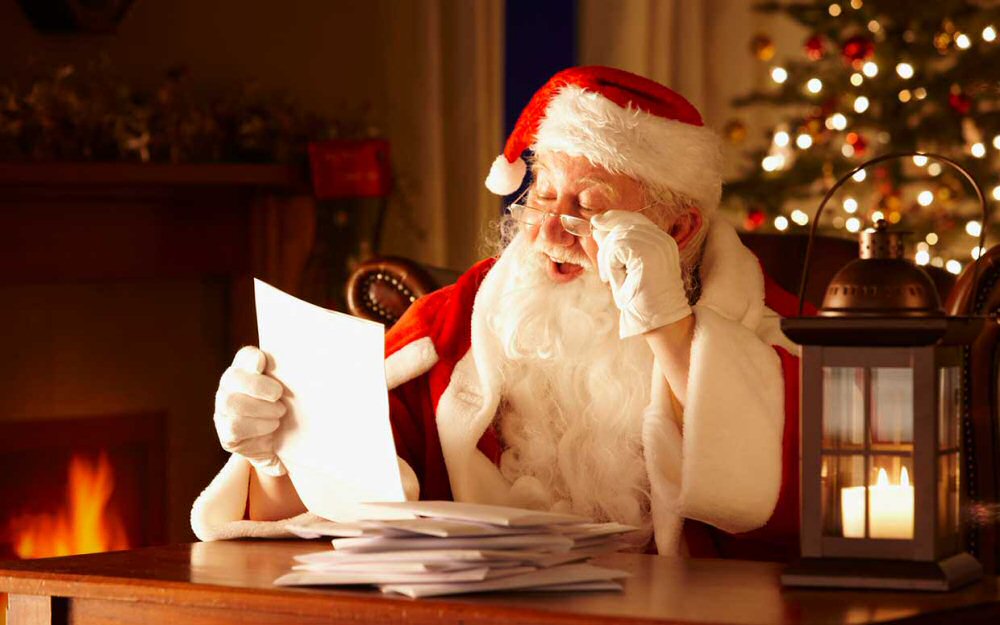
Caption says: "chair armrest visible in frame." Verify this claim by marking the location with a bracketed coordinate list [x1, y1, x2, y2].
[946, 244, 1000, 573]
[345, 256, 459, 326]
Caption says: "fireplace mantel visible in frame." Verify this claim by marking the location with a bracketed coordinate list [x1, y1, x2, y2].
[0, 162, 308, 189]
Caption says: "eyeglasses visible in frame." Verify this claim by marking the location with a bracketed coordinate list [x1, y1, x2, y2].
[506, 203, 595, 237]
[505, 191, 653, 238]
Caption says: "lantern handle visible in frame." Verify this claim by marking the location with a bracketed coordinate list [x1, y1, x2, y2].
[796, 151, 989, 317]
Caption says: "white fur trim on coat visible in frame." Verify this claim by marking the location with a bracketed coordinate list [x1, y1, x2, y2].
[385, 336, 438, 390]
[679, 305, 784, 532]
[758, 306, 800, 356]
[534, 86, 723, 213]
[191, 453, 422, 541]
[190, 454, 315, 541]
[643, 363, 685, 556]
[434, 240, 520, 506]
[698, 218, 765, 326]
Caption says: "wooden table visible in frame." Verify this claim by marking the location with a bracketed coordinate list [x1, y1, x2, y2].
[1, 541, 998, 624]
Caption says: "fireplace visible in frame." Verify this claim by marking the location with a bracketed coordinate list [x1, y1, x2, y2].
[0, 163, 316, 560]
[0, 414, 166, 560]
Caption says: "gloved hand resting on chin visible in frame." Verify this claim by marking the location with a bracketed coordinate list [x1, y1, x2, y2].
[214, 345, 287, 477]
[591, 210, 692, 339]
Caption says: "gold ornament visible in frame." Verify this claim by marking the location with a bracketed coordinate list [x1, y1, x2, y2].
[724, 119, 748, 144]
[750, 34, 776, 61]
[934, 31, 952, 52]
[822, 160, 836, 188]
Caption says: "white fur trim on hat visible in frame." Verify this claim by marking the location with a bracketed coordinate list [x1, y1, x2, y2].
[533, 86, 723, 214]
[485, 154, 527, 195]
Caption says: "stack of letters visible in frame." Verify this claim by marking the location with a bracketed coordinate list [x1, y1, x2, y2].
[274, 501, 635, 598]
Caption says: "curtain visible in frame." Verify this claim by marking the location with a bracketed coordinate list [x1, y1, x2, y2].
[377, 0, 504, 270]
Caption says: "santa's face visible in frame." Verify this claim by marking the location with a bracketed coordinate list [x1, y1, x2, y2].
[523, 153, 650, 283]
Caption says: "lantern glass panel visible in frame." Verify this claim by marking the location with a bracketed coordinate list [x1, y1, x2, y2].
[863, 455, 914, 540]
[822, 367, 864, 449]
[937, 452, 960, 540]
[938, 367, 961, 450]
[823, 454, 865, 538]
[870, 368, 913, 452]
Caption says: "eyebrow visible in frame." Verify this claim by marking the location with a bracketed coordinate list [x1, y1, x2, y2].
[576, 176, 619, 202]
[530, 158, 550, 180]
[530, 161, 619, 201]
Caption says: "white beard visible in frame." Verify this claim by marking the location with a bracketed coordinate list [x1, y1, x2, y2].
[482, 234, 655, 547]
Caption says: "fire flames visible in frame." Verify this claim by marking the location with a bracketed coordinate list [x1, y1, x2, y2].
[8, 452, 129, 559]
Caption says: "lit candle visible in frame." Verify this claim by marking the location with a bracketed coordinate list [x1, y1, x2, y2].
[841, 467, 914, 539]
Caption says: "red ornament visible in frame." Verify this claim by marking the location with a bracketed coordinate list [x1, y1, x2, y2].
[744, 208, 766, 231]
[935, 215, 956, 232]
[949, 92, 973, 115]
[817, 97, 839, 118]
[804, 35, 826, 61]
[841, 35, 875, 63]
[846, 132, 868, 157]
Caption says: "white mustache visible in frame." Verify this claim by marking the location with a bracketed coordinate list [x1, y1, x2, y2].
[539, 248, 592, 267]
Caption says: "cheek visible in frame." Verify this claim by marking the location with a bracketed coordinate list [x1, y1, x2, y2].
[523, 223, 540, 244]
[580, 236, 600, 266]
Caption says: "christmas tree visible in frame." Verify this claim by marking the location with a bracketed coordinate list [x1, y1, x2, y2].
[724, 0, 1000, 275]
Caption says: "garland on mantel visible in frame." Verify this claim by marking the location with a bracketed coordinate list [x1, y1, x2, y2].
[0, 61, 377, 165]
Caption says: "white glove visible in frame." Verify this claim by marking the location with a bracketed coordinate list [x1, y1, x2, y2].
[591, 210, 692, 338]
[213, 346, 287, 477]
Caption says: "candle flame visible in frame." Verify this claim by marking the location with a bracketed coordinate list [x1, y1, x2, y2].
[875, 466, 910, 487]
[877, 467, 889, 486]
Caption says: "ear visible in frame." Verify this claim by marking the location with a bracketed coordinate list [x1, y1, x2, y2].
[669, 208, 704, 251]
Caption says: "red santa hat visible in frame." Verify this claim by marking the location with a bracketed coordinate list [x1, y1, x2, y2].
[485, 66, 722, 214]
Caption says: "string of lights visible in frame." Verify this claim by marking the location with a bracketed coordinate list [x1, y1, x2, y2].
[724, 0, 1000, 275]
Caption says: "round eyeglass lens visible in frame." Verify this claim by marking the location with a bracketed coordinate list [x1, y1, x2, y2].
[509, 204, 543, 225]
[559, 215, 592, 237]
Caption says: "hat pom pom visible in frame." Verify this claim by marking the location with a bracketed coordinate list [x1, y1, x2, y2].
[485, 155, 527, 195]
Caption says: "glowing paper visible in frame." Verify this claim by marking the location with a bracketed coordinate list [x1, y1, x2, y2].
[254, 279, 405, 521]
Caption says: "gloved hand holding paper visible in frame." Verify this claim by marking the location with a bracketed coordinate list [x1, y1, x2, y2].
[253, 279, 406, 521]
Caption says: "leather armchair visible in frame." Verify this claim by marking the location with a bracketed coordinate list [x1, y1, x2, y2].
[346, 232, 1000, 572]
[944, 244, 1000, 573]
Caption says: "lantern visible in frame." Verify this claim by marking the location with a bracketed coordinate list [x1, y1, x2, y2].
[780, 153, 988, 591]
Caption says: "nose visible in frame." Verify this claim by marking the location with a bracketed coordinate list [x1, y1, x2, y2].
[538, 210, 575, 247]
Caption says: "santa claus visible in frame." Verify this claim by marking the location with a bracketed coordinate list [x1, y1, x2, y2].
[192, 66, 803, 560]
